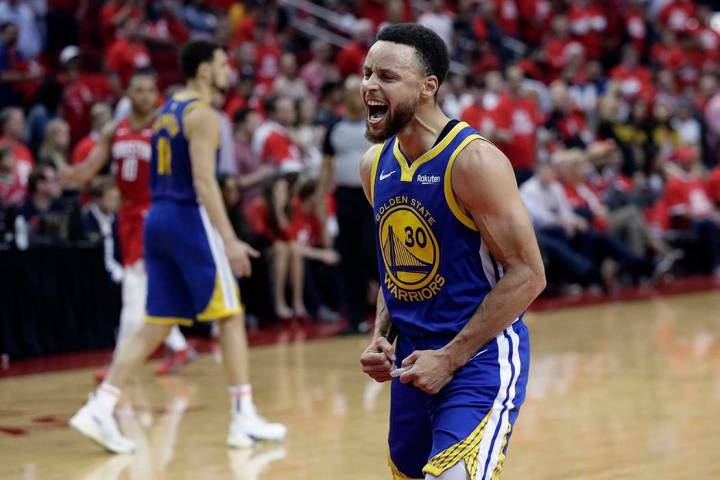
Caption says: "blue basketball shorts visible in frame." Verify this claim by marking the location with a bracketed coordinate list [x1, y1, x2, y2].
[144, 200, 242, 326]
[388, 320, 530, 480]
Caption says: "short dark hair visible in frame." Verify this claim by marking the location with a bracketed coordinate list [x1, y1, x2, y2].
[129, 67, 157, 85]
[28, 164, 55, 194]
[376, 23, 449, 87]
[233, 107, 251, 125]
[179, 40, 223, 79]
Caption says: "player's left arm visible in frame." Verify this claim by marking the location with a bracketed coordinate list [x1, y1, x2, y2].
[399, 140, 546, 394]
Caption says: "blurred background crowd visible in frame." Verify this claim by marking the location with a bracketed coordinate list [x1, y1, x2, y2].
[1, 0, 720, 333]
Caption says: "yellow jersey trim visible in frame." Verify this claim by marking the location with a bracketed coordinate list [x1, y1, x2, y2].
[422, 410, 492, 478]
[197, 275, 243, 321]
[369, 142, 384, 204]
[145, 315, 194, 327]
[443, 134, 486, 232]
[173, 90, 201, 101]
[392, 121, 469, 182]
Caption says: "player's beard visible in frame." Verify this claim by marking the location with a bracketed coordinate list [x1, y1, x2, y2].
[365, 98, 416, 144]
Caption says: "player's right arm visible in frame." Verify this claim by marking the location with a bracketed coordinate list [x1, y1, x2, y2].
[59, 123, 115, 187]
[358, 144, 396, 382]
[185, 104, 259, 277]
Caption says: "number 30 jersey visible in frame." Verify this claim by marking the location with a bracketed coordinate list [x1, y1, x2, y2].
[151, 92, 217, 205]
[371, 120, 502, 338]
[110, 116, 152, 266]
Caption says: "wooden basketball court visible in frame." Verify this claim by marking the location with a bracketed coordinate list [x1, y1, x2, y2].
[2, 291, 720, 479]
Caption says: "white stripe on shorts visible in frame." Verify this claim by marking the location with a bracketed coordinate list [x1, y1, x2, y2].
[474, 325, 518, 480]
[198, 206, 238, 310]
[482, 324, 521, 479]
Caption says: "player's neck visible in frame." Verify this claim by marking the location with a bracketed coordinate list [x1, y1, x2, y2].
[129, 111, 153, 130]
[185, 80, 213, 103]
[395, 106, 450, 163]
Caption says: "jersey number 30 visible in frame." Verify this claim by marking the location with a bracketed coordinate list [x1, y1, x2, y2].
[157, 137, 172, 175]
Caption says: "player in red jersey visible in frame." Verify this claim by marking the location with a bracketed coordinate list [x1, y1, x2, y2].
[62, 69, 193, 378]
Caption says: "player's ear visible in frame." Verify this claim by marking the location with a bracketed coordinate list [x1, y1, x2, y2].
[421, 75, 439, 101]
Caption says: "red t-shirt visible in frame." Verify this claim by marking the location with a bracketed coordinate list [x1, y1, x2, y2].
[460, 102, 510, 141]
[0, 137, 33, 169]
[336, 42, 368, 78]
[609, 65, 654, 101]
[100, 2, 144, 46]
[0, 153, 32, 206]
[518, 0, 553, 45]
[567, 3, 608, 59]
[288, 200, 323, 246]
[106, 38, 151, 89]
[62, 72, 115, 145]
[502, 95, 542, 170]
[658, 0, 697, 32]
[664, 174, 714, 219]
[494, 0, 519, 37]
[623, 8, 648, 53]
[71, 134, 97, 166]
[245, 197, 289, 243]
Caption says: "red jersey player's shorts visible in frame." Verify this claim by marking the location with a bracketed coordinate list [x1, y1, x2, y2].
[118, 207, 146, 266]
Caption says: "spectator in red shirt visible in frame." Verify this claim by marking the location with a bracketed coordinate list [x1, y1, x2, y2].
[0, 143, 29, 205]
[545, 80, 594, 149]
[623, 0, 650, 55]
[518, 0, 553, 46]
[59, 46, 116, 146]
[0, 21, 41, 107]
[300, 40, 340, 99]
[543, 14, 586, 82]
[663, 146, 720, 272]
[610, 45, 654, 102]
[502, 65, 543, 184]
[286, 177, 340, 321]
[245, 174, 295, 321]
[0, 106, 32, 168]
[337, 19, 373, 78]
[460, 77, 511, 144]
[100, 0, 145, 47]
[252, 96, 303, 169]
[71, 102, 112, 167]
[658, 0, 698, 34]
[494, 0, 519, 38]
[567, 0, 608, 60]
[106, 17, 151, 90]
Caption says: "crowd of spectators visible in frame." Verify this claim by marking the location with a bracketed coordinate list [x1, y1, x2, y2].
[1, 0, 720, 328]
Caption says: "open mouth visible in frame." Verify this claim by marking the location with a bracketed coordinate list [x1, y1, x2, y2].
[367, 99, 388, 125]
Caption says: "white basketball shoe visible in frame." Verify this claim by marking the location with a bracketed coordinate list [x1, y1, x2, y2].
[69, 395, 136, 454]
[227, 406, 287, 448]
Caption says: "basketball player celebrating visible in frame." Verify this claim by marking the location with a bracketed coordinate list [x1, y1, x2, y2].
[358, 24, 545, 480]
[63, 69, 193, 379]
[70, 40, 286, 453]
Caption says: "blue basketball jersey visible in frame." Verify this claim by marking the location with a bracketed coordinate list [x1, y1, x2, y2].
[371, 121, 501, 338]
[150, 92, 218, 204]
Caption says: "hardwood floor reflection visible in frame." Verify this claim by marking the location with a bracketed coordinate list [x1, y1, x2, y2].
[1, 291, 720, 479]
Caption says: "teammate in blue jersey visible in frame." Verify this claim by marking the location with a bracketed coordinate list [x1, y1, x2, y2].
[358, 24, 546, 480]
[70, 40, 286, 453]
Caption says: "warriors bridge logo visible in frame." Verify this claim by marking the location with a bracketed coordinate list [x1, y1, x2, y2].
[376, 196, 445, 302]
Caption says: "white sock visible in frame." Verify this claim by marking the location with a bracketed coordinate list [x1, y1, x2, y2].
[229, 384, 254, 415]
[164, 326, 188, 351]
[94, 382, 121, 412]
